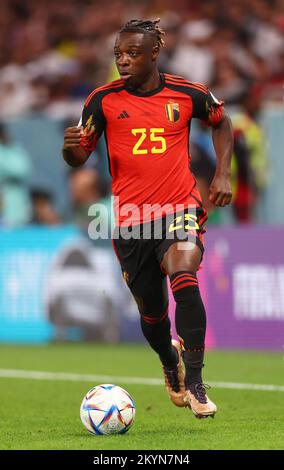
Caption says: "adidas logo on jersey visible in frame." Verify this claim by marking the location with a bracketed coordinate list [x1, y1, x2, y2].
[117, 110, 130, 119]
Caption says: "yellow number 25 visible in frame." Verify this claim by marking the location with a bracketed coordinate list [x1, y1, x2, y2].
[131, 128, 167, 155]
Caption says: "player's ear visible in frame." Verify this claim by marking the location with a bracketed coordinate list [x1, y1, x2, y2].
[152, 45, 159, 60]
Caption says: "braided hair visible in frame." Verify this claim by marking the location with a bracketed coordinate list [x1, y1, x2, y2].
[120, 18, 165, 48]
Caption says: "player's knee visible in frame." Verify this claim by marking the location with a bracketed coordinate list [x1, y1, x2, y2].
[162, 243, 202, 276]
[171, 263, 198, 276]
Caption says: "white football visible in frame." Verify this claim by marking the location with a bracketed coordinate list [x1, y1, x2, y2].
[80, 384, 135, 435]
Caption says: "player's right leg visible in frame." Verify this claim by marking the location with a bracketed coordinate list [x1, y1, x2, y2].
[131, 270, 186, 408]
[112, 235, 185, 407]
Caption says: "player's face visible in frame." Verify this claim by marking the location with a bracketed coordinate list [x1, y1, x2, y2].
[114, 32, 158, 88]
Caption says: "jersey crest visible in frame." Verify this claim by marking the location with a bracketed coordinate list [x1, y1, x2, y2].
[165, 100, 180, 123]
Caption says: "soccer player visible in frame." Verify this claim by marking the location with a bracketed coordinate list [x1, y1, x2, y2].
[62, 19, 233, 419]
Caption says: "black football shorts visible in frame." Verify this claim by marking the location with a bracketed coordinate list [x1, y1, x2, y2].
[112, 207, 207, 316]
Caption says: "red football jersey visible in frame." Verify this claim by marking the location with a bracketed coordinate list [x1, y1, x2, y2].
[80, 73, 224, 225]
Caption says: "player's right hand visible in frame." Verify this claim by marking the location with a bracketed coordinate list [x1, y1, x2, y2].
[63, 126, 84, 149]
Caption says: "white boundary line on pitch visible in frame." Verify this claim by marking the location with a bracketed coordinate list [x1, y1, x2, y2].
[0, 368, 284, 392]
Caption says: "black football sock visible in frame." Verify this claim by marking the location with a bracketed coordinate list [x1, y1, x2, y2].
[140, 312, 178, 369]
[182, 349, 204, 387]
[170, 271, 206, 388]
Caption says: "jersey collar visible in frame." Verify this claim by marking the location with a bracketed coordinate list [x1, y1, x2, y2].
[124, 73, 165, 97]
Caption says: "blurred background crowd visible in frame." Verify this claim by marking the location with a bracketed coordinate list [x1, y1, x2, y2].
[0, 0, 283, 229]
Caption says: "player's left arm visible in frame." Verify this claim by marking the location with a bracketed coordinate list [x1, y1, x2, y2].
[210, 112, 233, 207]
[192, 88, 233, 207]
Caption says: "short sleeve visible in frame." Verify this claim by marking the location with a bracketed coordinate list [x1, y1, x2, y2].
[80, 92, 106, 153]
[192, 87, 224, 127]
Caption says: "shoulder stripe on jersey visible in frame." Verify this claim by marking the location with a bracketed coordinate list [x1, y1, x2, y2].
[85, 81, 124, 106]
[164, 73, 194, 82]
[165, 76, 208, 93]
[165, 80, 208, 94]
[165, 73, 207, 87]
[164, 75, 207, 90]
[164, 73, 187, 81]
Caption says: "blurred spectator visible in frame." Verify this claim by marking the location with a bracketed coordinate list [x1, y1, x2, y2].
[231, 85, 268, 223]
[211, 59, 249, 106]
[248, 0, 284, 70]
[69, 167, 112, 240]
[0, 123, 31, 226]
[190, 122, 224, 224]
[30, 188, 62, 225]
[157, 12, 182, 73]
[0, 66, 36, 117]
[169, 17, 215, 84]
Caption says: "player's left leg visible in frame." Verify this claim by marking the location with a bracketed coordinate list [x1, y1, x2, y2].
[161, 241, 217, 418]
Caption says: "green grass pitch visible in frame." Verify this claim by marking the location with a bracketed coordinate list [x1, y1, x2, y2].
[0, 344, 283, 450]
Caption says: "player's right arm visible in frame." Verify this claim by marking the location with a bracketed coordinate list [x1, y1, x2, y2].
[62, 90, 106, 167]
[62, 126, 90, 167]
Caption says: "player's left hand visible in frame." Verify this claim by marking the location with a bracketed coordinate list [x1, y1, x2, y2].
[208, 174, 232, 207]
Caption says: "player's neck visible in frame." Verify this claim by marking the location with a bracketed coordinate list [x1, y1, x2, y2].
[135, 69, 161, 93]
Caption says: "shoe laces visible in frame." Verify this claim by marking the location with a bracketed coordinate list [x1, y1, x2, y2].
[163, 366, 180, 393]
[189, 383, 210, 404]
